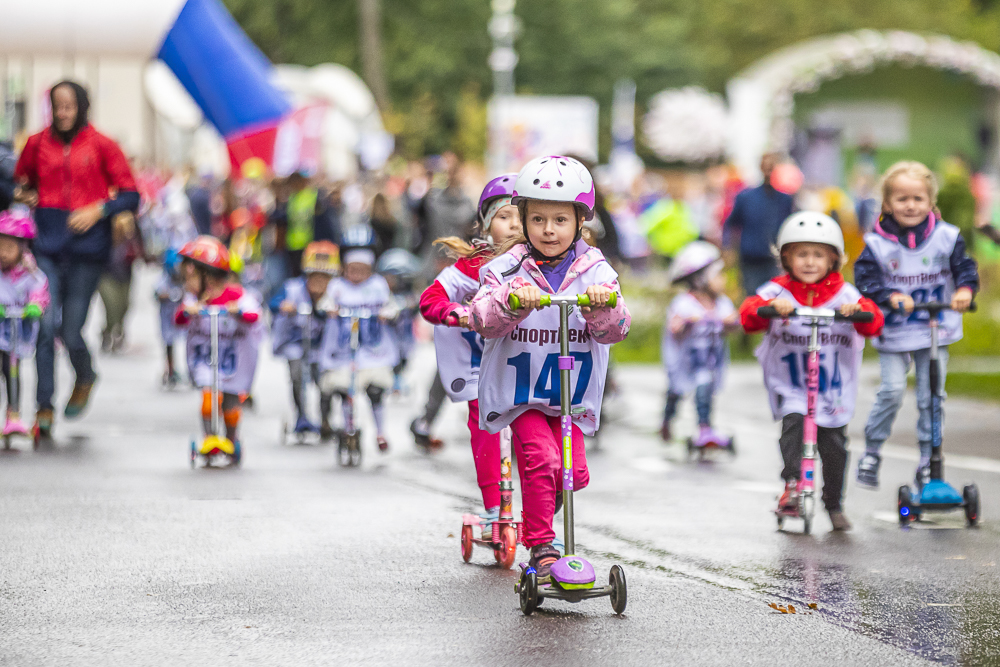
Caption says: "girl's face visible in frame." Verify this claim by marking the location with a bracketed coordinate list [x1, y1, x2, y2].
[705, 269, 727, 297]
[182, 262, 201, 296]
[0, 237, 22, 270]
[886, 174, 933, 228]
[525, 201, 577, 258]
[785, 243, 836, 285]
[488, 204, 521, 246]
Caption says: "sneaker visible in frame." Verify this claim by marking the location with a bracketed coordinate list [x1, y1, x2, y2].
[33, 407, 54, 439]
[856, 453, 881, 489]
[829, 510, 852, 531]
[320, 420, 335, 442]
[293, 415, 319, 434]
[528, 543, 561, 581]
[377, 436, 389, 452]
[410, 417, 442, 451]
[915, 464, 931, 489]
[479, 506, 500, 540]
[778, 479, 799, 512]
[64, 377, 97, 419]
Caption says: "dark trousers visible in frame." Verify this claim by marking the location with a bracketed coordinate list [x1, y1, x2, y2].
[779, 413, 849, 511]
[421, 370, 447, 424]
[35, 255, 104, 410]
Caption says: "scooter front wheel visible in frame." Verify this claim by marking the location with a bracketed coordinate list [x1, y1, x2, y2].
[800, 494, 814, 535]
[189, 440, 197, 469]
[610, 564, 627, 615]
[519, 569, 538, 615]
[460, 525, 474, 563]
[497, 525, 517, 569]
[898, 485, 914, 525]
[964, 484, 980, 527]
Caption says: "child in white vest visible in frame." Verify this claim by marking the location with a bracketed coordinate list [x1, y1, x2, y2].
[419, 173, 521, 533]
[470, 156, 631, 581]
[853, 161, 978, 489]
[740, 212, 883, 531]
[270, 241, 340, 439]
[661, 240, 738, 443]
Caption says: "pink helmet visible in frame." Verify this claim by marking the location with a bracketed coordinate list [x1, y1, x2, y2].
[0, 209, 37, 241]
[511, 155, 596, 221]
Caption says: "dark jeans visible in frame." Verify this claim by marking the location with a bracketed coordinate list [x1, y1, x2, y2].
[422, 370, 447, 424]
[664, 383, 713, 426]
[36, 255, 104, 410]
[779, 413, 849, 511]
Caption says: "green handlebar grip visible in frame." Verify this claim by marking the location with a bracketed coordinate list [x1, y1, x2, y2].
[507, 293, 522, 310]
[508, 291, 618, 309]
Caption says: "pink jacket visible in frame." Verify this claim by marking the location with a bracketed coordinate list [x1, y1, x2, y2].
[469, 240, 630, 344]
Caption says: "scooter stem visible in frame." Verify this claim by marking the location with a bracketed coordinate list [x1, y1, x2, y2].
[499, 428, 514, 522]
[928, 314, 943, 480]
[558, 301, 575, 556]
[210, 307, 220, 437]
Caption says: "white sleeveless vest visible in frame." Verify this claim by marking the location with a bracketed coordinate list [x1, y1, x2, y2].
[320, 275, 399, 371]
[662, 292, 733, 395]
[863, 222, 963, 352]
[476, 254, 617, 436]
[184, 292, 263, 395]
[754, 281, 866, 428]
[433, 265, 485, 402]
[270, 277, 325, 363]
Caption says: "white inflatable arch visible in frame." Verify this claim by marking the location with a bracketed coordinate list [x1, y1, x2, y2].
[727, 30, 1000, 181]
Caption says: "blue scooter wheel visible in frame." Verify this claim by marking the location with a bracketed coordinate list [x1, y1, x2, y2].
[232, 441, 242, 467]
[189, 440, 197, 469]
[897, 485, 914, 525]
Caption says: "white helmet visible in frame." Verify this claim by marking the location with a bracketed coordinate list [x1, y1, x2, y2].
[669, 241, 722, 284]
[511, 155, 596, 221]
[777, 211, 844, 255]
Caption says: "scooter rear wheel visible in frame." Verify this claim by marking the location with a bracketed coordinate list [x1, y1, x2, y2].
[189, 440, 197, 469]
[519, 569, 538, 615]
[800, 495, 814, 535]
[498, 525, 517, 569]
[460, 525, 474, 563]
[963, 484, 980, 527]
[610, 564, 627, 615]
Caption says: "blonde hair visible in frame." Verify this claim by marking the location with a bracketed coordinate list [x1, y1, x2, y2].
[880, 161, 938, 214]
[433, 236, 478, 258]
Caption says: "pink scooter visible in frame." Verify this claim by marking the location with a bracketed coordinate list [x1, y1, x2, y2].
[757, 305, 872, 534]
[460, 427, 523, 569]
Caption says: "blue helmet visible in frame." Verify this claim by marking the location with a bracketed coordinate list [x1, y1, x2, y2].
[340, 224, 377, 251]
[376, 248, 422, 278]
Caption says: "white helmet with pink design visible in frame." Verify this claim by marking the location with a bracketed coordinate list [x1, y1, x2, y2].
[511, 155, 596, 221]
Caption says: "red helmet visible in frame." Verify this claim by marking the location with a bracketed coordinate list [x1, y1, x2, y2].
[179, 235, 230, 272]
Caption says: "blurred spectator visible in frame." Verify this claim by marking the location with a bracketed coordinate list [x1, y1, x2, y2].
[99, 212, 146, 353]
[277, 171, 322, 277]
[315, 181, 344, 244]
[0, 141, 17, 211]
[186, 170, 214, 236]
[723, 153, 793, 296]
[370, 192, 398, 255]
[415, 157, 475, 274]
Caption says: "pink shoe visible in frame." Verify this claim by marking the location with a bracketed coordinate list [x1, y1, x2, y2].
[4, 412, 30, 437]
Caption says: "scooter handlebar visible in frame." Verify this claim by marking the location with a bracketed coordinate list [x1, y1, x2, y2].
[507, 291, 617, 311]
[756, 305, 874, 323]
[907, 301, 977, 314]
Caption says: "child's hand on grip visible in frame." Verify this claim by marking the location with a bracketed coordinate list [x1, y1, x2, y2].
[771, 298, 795, 317]
[890, 292, 914, 313]
[951, 287, 973, 312]
[280, 301, 296, 314]
[839, 302, 862, 317]
[581, 284, 613, 314]
[512, 285, 542, 311]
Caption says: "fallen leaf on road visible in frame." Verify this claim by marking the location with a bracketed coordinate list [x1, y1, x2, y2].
[807, 603, 818, 610]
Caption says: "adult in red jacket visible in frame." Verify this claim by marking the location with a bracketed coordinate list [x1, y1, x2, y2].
[14, 81, 140, 439]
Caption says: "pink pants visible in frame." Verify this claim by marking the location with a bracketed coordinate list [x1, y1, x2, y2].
[511, 409, 589, 548]
[468, 400, 501, 510]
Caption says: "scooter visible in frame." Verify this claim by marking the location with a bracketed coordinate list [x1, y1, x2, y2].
[510, 292, 627, 616]
[281, 303, 321, 446]
[757, 305, 873, 534]
[0, 308, 36, 450]
[461, 427, 523, 569]
[897, 301, 979, 527]
[190, 306, 242, 468]
[686, 426, 736, 461]
[335, 306, 373, 467]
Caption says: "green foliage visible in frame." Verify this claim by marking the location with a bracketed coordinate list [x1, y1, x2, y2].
[223, 0, 1000, 160]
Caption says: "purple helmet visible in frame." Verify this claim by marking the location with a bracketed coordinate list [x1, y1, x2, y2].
[477, 173, 518, 218]
[0, 209, 37, 241]
[511, 156, 596, 221]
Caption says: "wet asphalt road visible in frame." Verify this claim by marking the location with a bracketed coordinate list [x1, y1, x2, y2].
[1, 268, 998, 666]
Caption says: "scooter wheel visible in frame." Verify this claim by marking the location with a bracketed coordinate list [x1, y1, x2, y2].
[686, 437, 694, 460]
[800, 495, 814, 535]
[519, 569, 539, 616]
[498, 525, 517, 570]
[963, 484, 980, 527]
[898, 485, 914, 526]
[728, 437, 737, 457]
[776, 514, 784, 530]
[232, 441, 242, 467]
[350, 432, 363, 467]
[280, 421, 288, 447]
[337, 435, 351, 467]
[189, 440, 197, 469]
[460, 525, 474, 563]
[609, 564, 627, 615]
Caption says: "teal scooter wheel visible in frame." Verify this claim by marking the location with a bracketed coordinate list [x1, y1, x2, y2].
[189, 440, 197, 469]
[232, 441, 242, 467]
